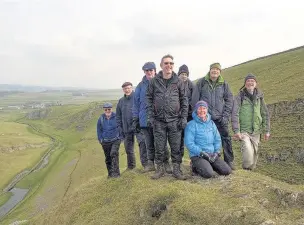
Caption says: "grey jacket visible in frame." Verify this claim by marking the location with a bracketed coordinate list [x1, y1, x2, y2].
[192, 73, 233, 121]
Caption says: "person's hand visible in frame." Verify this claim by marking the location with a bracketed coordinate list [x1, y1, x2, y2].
[118, 126, 125, 139]
[264, 133, 270, 141]
[209, 153, 219, 163]
[132, 117, 141, 133]
[98, 139, 103, 145]
[200, 152, 210, 161]
[178, 118, 187, 130]
[147, 117, 155, 128]
[233, 133, 243, 141]
[220, 117, 229, 126]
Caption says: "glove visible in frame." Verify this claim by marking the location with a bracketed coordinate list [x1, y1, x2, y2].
[118, 126, 125, 139]
[200, 152, 210, 161]
[209, 153, 219, 163]
[178, 118, 187, 130]
[132, 117, 141, 133]
[147, 117, 155, 128]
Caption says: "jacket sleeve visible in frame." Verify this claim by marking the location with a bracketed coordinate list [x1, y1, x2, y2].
[222, 82, 234, 119]
[179, 80, 188, 118]
[212, 121, 222, 152]
[184, 122, 201, 156]
[132, 84, 140, 119]
[260, 97, 270, 134]
[116, 100, 123, 129]
[191, 79, 201, 108]
[231, 94, 241, 134]
[97, 116, 103, 141]
[146, 79, 154, 121]
[188, 81, 196, 115]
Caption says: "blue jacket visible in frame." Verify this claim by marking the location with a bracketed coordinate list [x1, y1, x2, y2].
[132, 75, 149, 127]
[184, 111, 222, 158]
[96, 112, 120, 143]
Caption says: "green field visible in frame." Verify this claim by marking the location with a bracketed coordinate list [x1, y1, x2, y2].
[1, 46, 304, 225]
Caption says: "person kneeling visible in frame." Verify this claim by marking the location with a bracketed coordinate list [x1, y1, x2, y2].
[185, 101, 232, 178]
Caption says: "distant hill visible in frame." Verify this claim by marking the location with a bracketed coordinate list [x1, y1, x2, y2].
[0, 84, 103, 92]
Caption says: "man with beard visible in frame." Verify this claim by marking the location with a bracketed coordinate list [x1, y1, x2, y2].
[146, 55, 188, 180]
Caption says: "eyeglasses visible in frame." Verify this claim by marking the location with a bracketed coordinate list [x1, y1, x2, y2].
[104, 108, 111, 111]
[164, 62, 174, 65]
[145, 69, 154, 72]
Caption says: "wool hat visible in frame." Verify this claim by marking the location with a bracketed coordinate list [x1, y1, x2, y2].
[195, 100, 208, 110]
[178, 64, 189, 76]
[142, 62, 156, 71]
[103, 102, 113, 108]
[121, 82, 133, 88]
[244, 73, 257, 83]
[210, 62, 221, 71]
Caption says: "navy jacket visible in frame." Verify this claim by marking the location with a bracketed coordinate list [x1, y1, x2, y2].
[132, 75, 149, 127]
[97, 112, 120, 143]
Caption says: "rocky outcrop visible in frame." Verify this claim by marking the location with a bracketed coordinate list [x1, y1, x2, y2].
[26, 108, 51, 120]
[0, 143, 49, 153]
[268, 98, 304, 118]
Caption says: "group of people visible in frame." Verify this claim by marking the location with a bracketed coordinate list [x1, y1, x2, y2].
[97, 54, 271, 180]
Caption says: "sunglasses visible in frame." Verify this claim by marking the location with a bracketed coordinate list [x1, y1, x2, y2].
[164, 62, 174, 65]
[104, 108, 112, 111]
[145, 69, 154, 72]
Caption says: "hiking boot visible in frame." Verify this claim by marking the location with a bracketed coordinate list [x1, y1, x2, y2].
[151, 164, 165, 179]
[227, 161, 235, 170]
[172, 163, 187, 180]
[143, 160, 155, 172]
[164, 161, 172, 174]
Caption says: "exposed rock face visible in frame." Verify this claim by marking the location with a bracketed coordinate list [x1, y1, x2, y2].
[268, 98, 304, 118]
[26, 109, 51, 120]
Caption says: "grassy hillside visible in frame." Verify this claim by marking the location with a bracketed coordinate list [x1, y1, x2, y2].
[220, 46, 304, 103]
[1, 47, 304, 225]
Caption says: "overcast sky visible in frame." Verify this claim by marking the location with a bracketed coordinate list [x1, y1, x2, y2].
[0, 0, 303, 89]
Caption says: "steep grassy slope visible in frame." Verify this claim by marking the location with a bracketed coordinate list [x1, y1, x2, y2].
[220, 46, 304, 103]
[1, 46, 304, 225]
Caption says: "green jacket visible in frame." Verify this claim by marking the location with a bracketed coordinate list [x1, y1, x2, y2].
[231, 88, 270, 134]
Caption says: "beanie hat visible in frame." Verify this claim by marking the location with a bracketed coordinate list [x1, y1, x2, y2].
[178, 64, 189, 76]
[103, 102, 113, 108]
[195, 100, 208, 110]
[142, 62, 156, 71]
[244, 73, 257, 83]
[210, 62, 221, 71]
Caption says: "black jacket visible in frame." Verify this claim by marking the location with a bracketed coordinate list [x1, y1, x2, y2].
[146, 71, 188, 122]
[116, 91, 134, 134]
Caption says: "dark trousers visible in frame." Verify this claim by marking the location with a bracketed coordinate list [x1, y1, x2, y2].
[142, 127, 169, 163]
[191, 156, 231, 178]
[124, 131, 148, 168]
[213, 120, 234, 163]
[153, 120, 182, 165]
[101, 139, 121, 176]
[180, 115, 193, 158]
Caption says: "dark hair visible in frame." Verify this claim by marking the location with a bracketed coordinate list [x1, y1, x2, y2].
[161, 54, 174, 64]
[121, 82, 133, 88]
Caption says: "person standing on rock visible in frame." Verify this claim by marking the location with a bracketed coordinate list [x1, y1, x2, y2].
[192, 63, 235, 170]
[146, 54, 188, 180]
[132, 62, 171, 173]
[97, 102, 123, 178]
[178, 64, 195, 160]
[231, 74, 270, 170]
[116, 81, 147, 170]
[185, 100, 232, 178]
